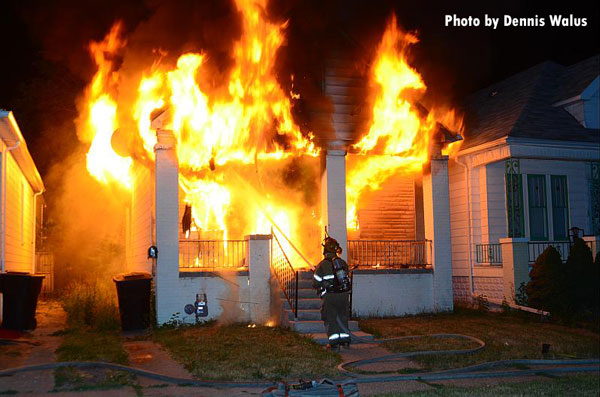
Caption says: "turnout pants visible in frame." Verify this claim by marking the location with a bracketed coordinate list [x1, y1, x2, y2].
[321, 291, 350, 345]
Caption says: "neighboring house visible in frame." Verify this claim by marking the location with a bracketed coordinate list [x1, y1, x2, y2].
[449, 56, 600, 303]
[0, 110, 45, 274]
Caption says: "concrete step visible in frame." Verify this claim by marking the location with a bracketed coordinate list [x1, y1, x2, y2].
[286, 309, 321, 321]
[290, 320, 360, 334]
[297, 271, 313, 280]
[297, 298, 321, 310]
[310, 331, 375, 345]
[279, 288, 318, 299]
[298, 279, 313, 289]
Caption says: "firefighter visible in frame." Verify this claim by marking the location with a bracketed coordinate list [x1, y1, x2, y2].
[312, 237, 351, 348]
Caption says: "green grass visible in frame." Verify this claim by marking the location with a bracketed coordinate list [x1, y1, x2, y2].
[54, 279, 133, 391]
[360, 308, 600, 372]
[55, 328, 129, 364]
[153, 322, 341, 381]
[372, 374, 600, 396]
[53, 327, 132, 392]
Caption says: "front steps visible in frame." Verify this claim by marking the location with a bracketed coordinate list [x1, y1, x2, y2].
[279, 270, 374, 345]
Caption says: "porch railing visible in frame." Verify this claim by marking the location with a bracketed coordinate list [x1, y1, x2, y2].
[271, 231, 298, 318]
[347, 240, 432, 268]
[475, 243, 502, 265]
[528, 240, 598, 263]
[179, 240, 248, 269]
[528, 241, 571, 263]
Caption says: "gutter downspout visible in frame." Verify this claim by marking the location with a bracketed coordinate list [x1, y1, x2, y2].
[31, 190, 44, 274]
[1, 140, 21, 273]
[454, 155, 475, 298]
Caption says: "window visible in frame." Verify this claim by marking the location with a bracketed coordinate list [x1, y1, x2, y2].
[506, 173, 525, 237]
[528, 175, 548, 240]
[551, 176, 569, 240]
[591, 162, 600, 236]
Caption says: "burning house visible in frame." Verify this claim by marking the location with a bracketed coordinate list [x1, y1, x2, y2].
[76, 0, 462, 328]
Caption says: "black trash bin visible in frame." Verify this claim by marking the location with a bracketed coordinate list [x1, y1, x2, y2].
[0, 272, 45, 330]
[113, 272, 152, 331]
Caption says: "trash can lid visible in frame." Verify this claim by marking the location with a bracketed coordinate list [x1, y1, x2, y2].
[113, 272, 152, 282]
[1, 272, 44, 278]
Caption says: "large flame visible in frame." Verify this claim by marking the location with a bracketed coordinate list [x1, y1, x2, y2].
[80, 0, 320, 266]
[346, 15, 459, 230]
[82, 23, 133, 189]
[80, 5, 461, 263]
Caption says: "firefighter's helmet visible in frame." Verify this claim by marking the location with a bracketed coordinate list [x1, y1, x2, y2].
[322, 237, 341, 254]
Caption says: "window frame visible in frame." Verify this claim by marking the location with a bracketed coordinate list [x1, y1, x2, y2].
[527, 174, 549, 241]
[550, 175, 570, 241]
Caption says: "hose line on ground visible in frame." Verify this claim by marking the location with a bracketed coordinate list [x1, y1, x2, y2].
[0, 316, 597, 390]
[0, 359, 597, 388]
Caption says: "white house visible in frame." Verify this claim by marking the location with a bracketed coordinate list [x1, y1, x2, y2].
[449, 56, 600, 304]
[0, 110, 45, 275]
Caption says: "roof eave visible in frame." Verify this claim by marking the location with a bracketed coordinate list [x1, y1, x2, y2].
[0, 110, 45, 193]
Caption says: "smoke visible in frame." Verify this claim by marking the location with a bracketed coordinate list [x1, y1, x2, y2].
[44, 149, 130, 289]
[22, 0, 475, 292]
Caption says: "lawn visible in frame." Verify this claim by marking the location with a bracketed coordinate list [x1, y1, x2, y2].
[373, 374, 600, 396]
[152, 322, 341, 381]
[359, 307, 600, 372]
[53, 327, 134, 393]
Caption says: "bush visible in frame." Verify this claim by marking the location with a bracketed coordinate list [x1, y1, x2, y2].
[566, 238, 595, 313]
[61, 279, 120, 331]
[526, 238, 599, 319]
[526, 245, 567, 315]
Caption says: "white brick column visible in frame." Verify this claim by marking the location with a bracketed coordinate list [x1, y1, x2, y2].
[246, 234, 271, 324]
[423, 156, 453, 311]
[154, 129, 179, 325]
[500, 237, 530, 303]
[320, 149, 348, 261]
[583, 236, 600, 262]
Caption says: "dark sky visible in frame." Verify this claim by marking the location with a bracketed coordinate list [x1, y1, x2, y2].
[0, 0, 598, 177]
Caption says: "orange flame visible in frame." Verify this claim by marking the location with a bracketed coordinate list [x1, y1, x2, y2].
[82, 22, 133, 190]
[80, 1, 320, 264]
[346, 15, 459, 229]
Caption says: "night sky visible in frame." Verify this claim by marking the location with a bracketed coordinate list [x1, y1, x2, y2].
[1, 0, 598, 178]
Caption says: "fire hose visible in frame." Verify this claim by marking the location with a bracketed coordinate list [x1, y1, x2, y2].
[0, 323, 598, 392]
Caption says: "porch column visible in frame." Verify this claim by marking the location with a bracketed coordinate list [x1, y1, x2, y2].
[423, 155, 453, 311]
[246, 234, 271, 324]
[320, 149, 348, 261]
[582, 236, 600, 262]
[500, 237, 530, 303]
[154, 129, 179, 325]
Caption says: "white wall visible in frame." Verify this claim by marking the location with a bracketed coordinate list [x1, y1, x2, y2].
[167, 273, 253, 324]
[3, 150, 35, 273]
[448, 160, 470, 276]
[128, 162, 154, 274]
[351, 270, 434, 316]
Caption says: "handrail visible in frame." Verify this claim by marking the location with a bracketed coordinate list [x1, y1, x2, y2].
[347, 239, 432, 268]
[270, 229, 299, 318]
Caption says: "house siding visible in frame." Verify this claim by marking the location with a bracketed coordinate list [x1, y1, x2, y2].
[4, 151, 35, 273]
[356, 174, 416, 240]
[448, 159, 470, 276]
[128, 162, 154, 274]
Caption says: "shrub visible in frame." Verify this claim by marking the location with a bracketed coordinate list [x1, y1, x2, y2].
[526, 239, 600, 319]
[526, 245, 568, 315]
[61, 279, 120, 331]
